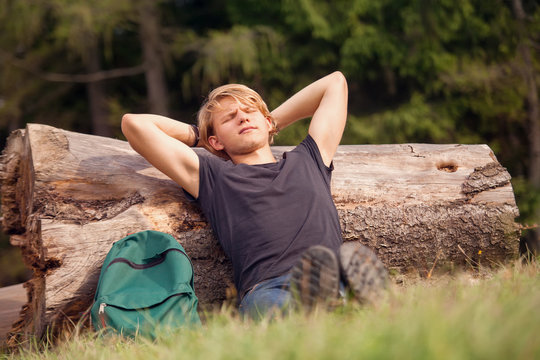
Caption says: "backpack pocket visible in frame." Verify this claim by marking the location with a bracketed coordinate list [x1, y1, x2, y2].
[95, 284, 200, 337]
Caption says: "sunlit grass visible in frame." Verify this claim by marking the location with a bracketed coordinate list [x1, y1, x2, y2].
[4, 261, 539, 360]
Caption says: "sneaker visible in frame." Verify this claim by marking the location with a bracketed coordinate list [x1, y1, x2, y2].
[339, 242, 388, 304]
[290, 245, 340, 310]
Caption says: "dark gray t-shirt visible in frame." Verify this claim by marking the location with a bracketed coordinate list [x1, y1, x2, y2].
[189, 135, 343, 298]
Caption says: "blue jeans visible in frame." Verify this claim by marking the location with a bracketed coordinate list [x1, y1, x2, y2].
[239, 273, 346, 320]
[239, 273, 292, 321]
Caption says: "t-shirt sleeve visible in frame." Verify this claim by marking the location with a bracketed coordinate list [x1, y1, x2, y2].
[293, 134, 334, 185]
[182, 153, 224, 206]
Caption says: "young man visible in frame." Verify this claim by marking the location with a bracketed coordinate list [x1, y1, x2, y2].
[122, 72, 387, 319]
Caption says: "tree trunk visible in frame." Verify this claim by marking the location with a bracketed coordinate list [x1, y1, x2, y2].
[512, 0, 540, 253]
[138, 0, 169, 115]
[1, 124, 520, 344]
[84, 40, 112, 137]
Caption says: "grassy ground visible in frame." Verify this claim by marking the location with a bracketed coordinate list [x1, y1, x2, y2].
[3, 260, 539, 360]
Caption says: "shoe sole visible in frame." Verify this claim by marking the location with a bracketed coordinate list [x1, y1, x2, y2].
[290, 245, 340, 310]
[340, 242, 388, 304]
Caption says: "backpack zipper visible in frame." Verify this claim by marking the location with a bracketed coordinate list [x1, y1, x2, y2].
[100, 292, 192, 312]
[106, 248, 190, 270]
[95, 292, 196, 331]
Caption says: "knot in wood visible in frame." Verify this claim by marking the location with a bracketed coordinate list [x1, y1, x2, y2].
[436, 161, 458, 173]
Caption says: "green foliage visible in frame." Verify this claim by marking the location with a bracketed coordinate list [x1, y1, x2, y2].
[177, 25, 286, 100]
[0, 232, 30, 287]
[274, 118, 311, 146]
[512, 176, 540, 225]
[1, 0, 533, 153]
[0, 248, 30, 287]
[225, 0, 283, 28]
[0, 1, 49, 47]
[49, 0, 134, 60]
[6, 263, 540, 359]
[343, 93, 457, 145]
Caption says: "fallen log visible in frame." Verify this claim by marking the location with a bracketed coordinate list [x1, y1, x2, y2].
[1, 124, 520, 344]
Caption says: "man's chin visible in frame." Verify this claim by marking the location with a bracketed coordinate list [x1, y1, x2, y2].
[227, 140, 269, 156]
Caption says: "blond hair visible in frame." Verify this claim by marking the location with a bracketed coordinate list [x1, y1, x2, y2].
[197, 84, 278, 159]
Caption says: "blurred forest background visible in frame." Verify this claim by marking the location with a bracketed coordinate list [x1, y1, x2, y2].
[0, 0, 539, 286]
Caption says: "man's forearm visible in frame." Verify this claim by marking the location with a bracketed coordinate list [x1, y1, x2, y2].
[122, 114, 199, 147]
[271, 72, 345, 130]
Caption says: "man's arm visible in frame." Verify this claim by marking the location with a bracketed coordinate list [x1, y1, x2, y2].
[121, 114, 200, 197]
[270, 71, 348, 167]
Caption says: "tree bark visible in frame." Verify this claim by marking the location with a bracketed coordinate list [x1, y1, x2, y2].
[1, 124, 520, 344]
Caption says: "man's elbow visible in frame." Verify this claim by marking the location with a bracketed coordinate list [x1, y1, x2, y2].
[121, 113, 134, 128]
[331, 71, 348, 94]
[121, 113, 138, 139]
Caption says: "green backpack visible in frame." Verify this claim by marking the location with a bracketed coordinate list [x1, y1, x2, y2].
[90, 230, 201, 337]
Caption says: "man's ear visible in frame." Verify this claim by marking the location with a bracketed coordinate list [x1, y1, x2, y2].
[265, 116, 273, 131]
[208, 135, 225, 151]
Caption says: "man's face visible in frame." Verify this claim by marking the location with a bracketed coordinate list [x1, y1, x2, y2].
[208, 97, 272, 157]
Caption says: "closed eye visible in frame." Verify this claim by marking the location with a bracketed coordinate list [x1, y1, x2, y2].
[221, 109, 237, 123]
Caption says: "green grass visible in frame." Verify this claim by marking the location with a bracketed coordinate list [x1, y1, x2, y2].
[4, 261, 540, 360]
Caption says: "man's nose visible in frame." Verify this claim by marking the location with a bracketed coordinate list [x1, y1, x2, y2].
[239, 113, 249, 123]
